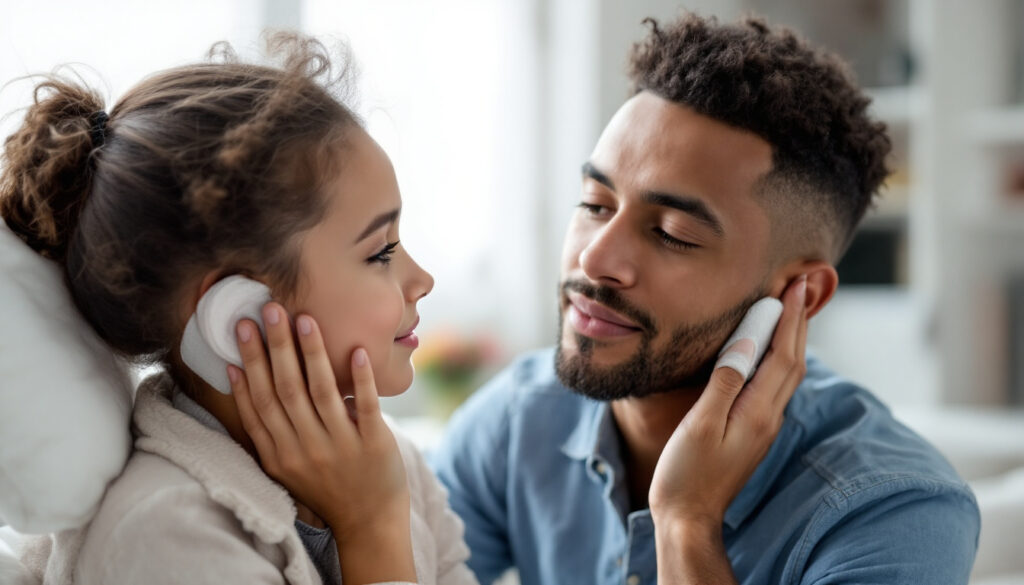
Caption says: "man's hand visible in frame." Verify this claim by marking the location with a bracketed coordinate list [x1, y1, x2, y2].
[649, 275, 808, 584]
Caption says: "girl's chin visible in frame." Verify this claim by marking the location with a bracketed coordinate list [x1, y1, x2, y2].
[376, 362, 414, 397]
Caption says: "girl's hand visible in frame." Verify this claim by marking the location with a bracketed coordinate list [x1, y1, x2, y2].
[227, 303, 410, 547]
[648, 276, 809, 529]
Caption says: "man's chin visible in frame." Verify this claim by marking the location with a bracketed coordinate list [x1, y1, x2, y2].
[561, 345, 624, 367]
[555, 333, 717, 401]
[559, 322, 640, 356]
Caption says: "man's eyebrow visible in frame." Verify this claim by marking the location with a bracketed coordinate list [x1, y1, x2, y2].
[355, 208, 401, 243]
[643, 192, 724, 237]
[583, 161, 724, 237]
[582, 162, 615, 190]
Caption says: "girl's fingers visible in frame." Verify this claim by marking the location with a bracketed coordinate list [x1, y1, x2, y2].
[228, 364, 278, 462]
[262, 303, 330, 447]
[296, 314, 357, 441]
[235, 318, 302, 455]
[350, 348, 384, 436]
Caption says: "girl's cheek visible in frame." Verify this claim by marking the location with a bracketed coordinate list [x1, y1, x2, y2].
[325, 287, 404, 389]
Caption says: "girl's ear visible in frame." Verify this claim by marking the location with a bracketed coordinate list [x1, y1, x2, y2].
[198, 270, 224, 300]
[179, 270, 227, 326]
[769, 260, 838, 319]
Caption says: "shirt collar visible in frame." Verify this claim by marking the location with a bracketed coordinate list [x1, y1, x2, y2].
[172, 389, 231, 437]
[558, 388, 806, 532]
[559, 397, 608, 462]
[723, 414, 803, 530]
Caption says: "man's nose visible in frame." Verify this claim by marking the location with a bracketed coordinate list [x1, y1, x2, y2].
[578, 217, 638, 288]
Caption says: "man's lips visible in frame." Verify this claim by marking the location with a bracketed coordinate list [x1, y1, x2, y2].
[567, 292, 640, 328]
[566, 292, 642, 338]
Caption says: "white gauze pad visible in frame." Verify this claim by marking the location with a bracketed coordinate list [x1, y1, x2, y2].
[715, 297, 784, 381]
[180, 275, 272, 394]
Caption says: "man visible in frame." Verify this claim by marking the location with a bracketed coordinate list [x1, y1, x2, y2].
[431, 13, 979, 585]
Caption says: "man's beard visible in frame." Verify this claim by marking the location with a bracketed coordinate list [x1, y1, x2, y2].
[555, 279, 766, 401]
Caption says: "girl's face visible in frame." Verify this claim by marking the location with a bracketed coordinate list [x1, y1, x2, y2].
[291, 128, 433, 397]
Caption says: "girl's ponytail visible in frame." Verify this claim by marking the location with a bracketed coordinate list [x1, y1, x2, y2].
[0, 76, 106, 262]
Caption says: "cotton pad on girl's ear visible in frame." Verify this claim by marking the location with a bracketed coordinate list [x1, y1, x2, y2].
[0, 220, 133, 533]
[716, 297, 784, 381]
[180, 275, 271, 394]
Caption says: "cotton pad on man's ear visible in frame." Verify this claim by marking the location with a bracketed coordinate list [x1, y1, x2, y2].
[716, 297, 784, 381]
[0, 220, 133, 533]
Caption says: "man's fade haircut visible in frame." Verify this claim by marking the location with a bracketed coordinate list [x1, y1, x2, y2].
[627, 13, 891, 261]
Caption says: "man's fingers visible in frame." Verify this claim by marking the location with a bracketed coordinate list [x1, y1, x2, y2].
[690, 357, 749, 437]
[715, 338, 756, 380]
[773, 284, 809, 410]
[764, 276, 807, 406]
[740, 276, 807, 418]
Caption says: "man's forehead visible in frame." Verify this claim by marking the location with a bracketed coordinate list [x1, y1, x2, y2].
[592, 92, 774, 193]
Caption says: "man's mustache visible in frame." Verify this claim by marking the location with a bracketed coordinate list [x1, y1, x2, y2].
[560, 279, 657, 335]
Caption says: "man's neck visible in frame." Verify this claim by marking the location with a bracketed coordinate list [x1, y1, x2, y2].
[611, 387, 702, 512]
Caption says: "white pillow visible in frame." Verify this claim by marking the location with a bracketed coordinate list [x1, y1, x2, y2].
[0, 526, 34, 585]
[0, 220, 133, 534]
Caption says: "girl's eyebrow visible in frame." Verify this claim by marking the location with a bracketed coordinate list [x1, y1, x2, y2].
[354, 208, 401, 243]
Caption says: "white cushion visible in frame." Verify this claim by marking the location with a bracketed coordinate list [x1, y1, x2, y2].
[0, 220, 133, 533]
[894, 407, 1024, 482]
[0, 526, 34, 585]
[970, 468, 1024, 580]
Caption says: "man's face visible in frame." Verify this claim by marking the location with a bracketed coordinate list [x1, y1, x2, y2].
[557, 91, 777, 400]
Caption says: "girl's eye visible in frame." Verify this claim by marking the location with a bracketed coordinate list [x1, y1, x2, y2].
[577, 202, 608, 216]
[655, 228, 699, 251]
[367, 241, 399, 266]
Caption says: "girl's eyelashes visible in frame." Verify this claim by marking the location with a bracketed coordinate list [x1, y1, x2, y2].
[577, 202, 608, 216]
[367, 241, 400, 266]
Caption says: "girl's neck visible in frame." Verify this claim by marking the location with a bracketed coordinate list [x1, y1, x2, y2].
[175, 366, 328, 529]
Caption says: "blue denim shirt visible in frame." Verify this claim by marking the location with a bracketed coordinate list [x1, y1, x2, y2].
[430, 348, 980, 585]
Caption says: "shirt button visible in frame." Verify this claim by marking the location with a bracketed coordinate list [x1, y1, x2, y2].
[595, 461, 607, 475]
[627, 575, 640, 585]
[616, 556, 623, 567]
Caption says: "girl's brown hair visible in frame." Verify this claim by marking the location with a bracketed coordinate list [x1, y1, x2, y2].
[0, 33, 360, 377]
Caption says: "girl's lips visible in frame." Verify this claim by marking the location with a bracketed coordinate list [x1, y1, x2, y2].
[394, 316, 420, 348]
[395, 332, 419, 349]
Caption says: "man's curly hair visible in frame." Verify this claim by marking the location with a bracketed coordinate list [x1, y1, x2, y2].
[628, 14, 891, 260]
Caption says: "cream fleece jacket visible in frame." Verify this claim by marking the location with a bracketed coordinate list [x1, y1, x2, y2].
[16, 373, 477, 585]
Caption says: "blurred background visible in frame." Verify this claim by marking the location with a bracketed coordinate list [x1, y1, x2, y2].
[3, 1, 1024, 581]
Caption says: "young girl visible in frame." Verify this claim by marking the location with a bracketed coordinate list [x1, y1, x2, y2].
[1, 35, 476, 585]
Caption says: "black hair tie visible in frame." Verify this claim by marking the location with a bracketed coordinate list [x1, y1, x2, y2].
[88, 110, 109, 147]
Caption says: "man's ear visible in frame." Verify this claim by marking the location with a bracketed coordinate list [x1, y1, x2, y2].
[768, 260, 838, 319]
